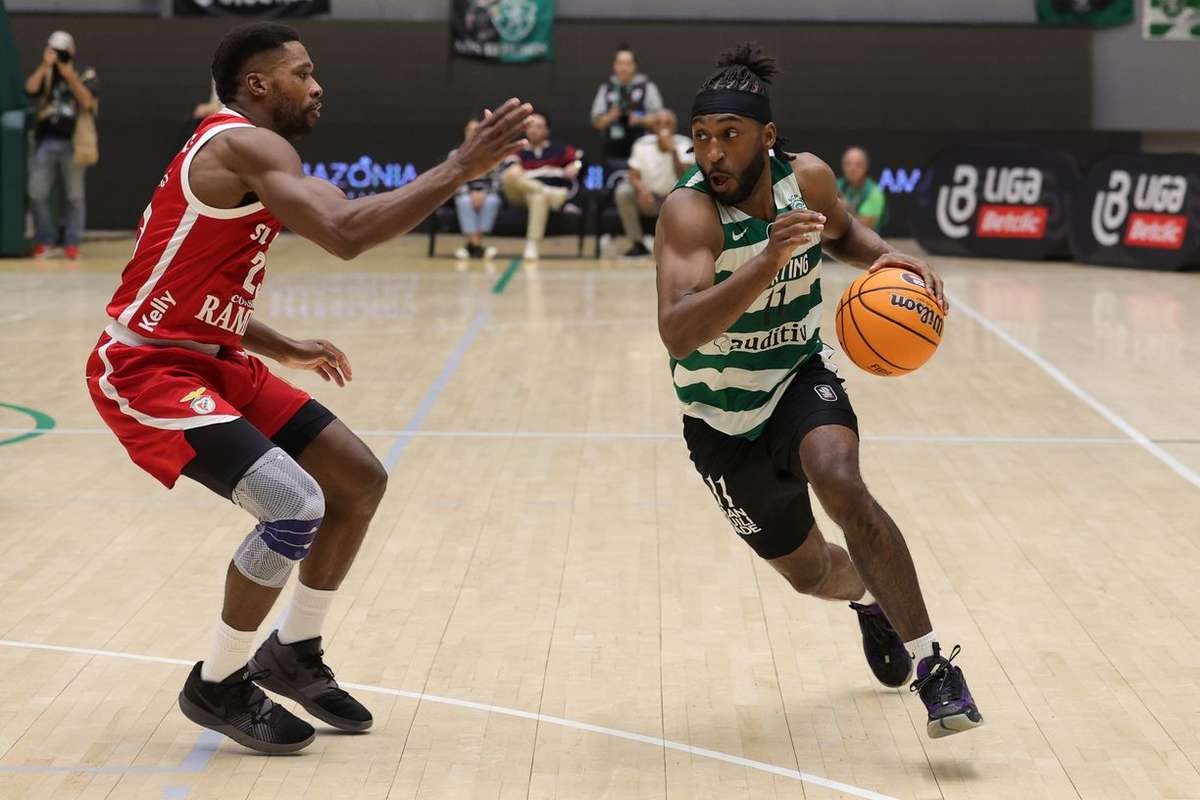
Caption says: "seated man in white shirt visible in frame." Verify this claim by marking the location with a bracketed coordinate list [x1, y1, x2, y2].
[614, 110, 692, 258]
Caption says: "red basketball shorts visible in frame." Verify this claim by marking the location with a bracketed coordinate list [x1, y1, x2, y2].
[85, 326, 310, 488]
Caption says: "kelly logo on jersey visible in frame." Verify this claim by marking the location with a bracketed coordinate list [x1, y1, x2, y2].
[136, 290, 176, 333]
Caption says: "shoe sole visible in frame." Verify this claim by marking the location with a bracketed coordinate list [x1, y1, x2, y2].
[874, 662, 914, 689]
[251, 671, 374, 732]
[178, 692, 315, 754]
[927, 709, 985, 739]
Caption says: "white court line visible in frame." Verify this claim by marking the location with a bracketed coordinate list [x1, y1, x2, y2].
[954, 296, 1200, 489]
[0, 639, 896, 800]
[0, 426, 1134, 445]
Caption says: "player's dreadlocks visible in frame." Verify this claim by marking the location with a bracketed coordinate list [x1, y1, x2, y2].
[694, 42, 793, 160]
[698, 42, 778, 95]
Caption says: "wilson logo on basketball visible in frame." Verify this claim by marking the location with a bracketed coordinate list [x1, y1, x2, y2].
[936, 165, 1044, 239]
[974, 205, 1049, 239]
[889, 295, 945, 335]
[1091, 170, 1188, 248]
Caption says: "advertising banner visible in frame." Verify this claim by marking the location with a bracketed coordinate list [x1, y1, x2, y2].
[173, 0, 330, 18]
[1036, 0, 1134, 27]
[1069, 152, 1200, 269]
[1144, 0, 1200, 39]
[911, 145, 1078, 259]
[451, 0, 555, 63]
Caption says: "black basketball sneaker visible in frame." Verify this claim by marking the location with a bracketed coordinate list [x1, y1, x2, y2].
[249, 631, 373, 732]
[178, 661, 315, 753]
[849, 601, 914, 688]
[911, 643, 984, 738]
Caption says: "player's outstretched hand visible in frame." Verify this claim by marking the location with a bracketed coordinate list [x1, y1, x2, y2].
[764, 210, 825, 268]
[279, 338, 353, 387]
[866, 252, 949, 314]
[453, 98, 534, 181]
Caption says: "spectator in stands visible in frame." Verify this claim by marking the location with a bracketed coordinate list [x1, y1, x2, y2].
[500, 113, 581, 263]
[590, 44, 664, 161]
[25, 30, 99, 261]
[451, 117, 501, 264]
[614, 110, 691, 258]
[837, 146, 887, 232]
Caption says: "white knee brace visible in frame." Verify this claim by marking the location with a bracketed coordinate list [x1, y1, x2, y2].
[231, 448, 325, 588]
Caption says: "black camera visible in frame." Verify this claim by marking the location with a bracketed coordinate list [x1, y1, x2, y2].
[54, 48, 72, 64]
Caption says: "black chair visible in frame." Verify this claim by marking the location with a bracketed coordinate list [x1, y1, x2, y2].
[427, 183, 590, 258]
[589, 164, 658, 258]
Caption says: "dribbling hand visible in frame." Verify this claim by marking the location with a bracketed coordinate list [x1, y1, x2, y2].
[866, 252, 949, 314]
[453, 98, 534, 181]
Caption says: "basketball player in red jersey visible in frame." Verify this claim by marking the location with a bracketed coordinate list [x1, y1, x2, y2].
[84, 23, 532, 753]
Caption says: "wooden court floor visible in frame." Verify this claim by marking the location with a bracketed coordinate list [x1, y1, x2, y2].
[0, 235, 1198, 800]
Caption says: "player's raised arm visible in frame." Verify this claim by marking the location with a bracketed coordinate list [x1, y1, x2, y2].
[222, 99, 532, 260]
[654, 188, 825, 359]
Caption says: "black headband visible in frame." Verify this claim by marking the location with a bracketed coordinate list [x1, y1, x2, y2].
[691, 88, 773, 125]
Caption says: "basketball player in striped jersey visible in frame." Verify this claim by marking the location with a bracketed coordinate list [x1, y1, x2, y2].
[654, 44, 983, 737]
[85, 23, 532, 752]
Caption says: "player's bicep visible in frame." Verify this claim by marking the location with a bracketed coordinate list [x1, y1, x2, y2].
[226, 130, 353, 256]
[249, 167, 343, 227]
[654, 194, 719, 315]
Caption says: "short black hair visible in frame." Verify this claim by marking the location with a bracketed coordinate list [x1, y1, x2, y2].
[615, 42, 635, 58]
[212, 22, 301, 105]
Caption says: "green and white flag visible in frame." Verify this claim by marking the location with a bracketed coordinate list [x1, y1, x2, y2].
[1144, 0, 1200, 39]
[451, 0, 554, 64]
[1036, 0, 1134, 26]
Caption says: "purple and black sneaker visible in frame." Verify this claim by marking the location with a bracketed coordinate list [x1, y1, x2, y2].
[910, 643, 984, 738]
[849, 601, 913, 688]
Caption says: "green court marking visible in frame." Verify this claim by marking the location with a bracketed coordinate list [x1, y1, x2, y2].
[0, 403, 56, 447]
[491, 257, 522, 295]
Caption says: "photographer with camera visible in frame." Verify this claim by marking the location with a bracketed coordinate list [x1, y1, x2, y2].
[24, 30, 99, 260]
[589, 44, 664, 161]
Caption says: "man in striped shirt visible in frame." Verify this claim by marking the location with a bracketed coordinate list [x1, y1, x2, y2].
[500, 112, 582, 262]
[654, 44, 983, 739]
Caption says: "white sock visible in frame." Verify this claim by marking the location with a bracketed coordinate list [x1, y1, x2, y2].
[276, 582, 336, 645]
[858, 590, 877, 606]
[200, 619, 256, 683]
[905, 630, 939, 664]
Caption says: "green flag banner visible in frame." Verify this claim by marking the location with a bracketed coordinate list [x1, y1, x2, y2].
[1144, 0, 1200, 39]
[451, 0, 554, 64]
[1036, 0, 1134, 26]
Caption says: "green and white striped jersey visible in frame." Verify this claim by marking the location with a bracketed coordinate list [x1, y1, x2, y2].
[670, 155, 828, 439]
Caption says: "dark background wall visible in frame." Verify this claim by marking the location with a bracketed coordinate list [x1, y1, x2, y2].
[11, 14, 1136, 232]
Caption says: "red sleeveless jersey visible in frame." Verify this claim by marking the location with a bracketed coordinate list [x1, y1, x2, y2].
[105, 109, 283, 347]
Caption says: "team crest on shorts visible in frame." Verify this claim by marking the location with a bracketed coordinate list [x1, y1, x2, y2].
[180, 387, 215, 415]
[815, 384, 837, 402]
[900, 272, 927, 288]
[191, 396, 216, 415]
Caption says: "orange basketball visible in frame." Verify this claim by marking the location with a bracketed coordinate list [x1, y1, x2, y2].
[835, 268, 946, 377]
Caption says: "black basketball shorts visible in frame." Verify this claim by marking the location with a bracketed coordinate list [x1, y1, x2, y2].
[682, 357, 858, 560]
